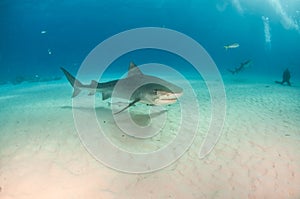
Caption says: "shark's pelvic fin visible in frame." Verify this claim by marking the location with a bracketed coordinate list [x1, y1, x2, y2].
[102, 91, 112, 100]
[127, 62, 143, 77]
[113, 98, 140, 114]
[60, 67, 84, 98]
[90, 80, 98, 87]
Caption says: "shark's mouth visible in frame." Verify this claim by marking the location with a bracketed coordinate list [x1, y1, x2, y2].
[155, 92, 183, 105]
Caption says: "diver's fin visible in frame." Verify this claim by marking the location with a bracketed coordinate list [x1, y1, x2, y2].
[127, 62, 143, 77]
[275, 81, 283, 85]
[113, 98, 140, 114]
[60, 67, 84, 98]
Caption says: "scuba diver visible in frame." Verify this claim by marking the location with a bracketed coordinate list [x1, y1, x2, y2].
[275, 68, 291, 86]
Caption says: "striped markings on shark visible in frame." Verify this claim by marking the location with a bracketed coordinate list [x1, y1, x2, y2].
[61, 62, 183, 114]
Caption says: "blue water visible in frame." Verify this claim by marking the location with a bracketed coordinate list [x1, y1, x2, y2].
[0, 0, 300, 82]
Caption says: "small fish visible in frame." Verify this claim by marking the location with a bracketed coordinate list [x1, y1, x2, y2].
[224, 43, 239, 50]
[41, 30, 47, 34]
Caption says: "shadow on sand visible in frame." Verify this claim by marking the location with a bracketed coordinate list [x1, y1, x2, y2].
[61, 105, 167, 126]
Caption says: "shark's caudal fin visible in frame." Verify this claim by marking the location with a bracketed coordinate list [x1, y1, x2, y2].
[60, 67, 84, 98]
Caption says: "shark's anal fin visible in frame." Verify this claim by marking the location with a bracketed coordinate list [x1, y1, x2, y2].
[113, 98, 140, 115]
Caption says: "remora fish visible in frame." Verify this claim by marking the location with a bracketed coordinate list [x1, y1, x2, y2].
[224, 43, 240, 50]
[61, 62, 183, 114]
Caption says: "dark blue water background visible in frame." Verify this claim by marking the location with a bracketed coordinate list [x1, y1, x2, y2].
[0, 0, 299, 82]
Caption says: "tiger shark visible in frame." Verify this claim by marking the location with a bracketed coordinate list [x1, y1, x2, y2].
[61, 62, 183, 114]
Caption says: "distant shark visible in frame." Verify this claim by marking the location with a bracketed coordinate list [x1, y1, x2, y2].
[227, 60, 252, 74]
[61, 62, 183, 114]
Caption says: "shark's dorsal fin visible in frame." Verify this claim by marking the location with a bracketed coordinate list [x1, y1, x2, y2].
[127, 62, 143, 77]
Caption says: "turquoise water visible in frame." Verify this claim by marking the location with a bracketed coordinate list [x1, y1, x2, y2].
[0, 0, 299, 82]
[1, 1, 300, 198]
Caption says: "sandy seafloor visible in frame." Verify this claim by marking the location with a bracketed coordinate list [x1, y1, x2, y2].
[0, 75, 300, 199]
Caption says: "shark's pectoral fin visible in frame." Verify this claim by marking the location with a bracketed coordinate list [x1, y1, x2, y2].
[113, 98, 140, 115]
[102, 91, 112, 100]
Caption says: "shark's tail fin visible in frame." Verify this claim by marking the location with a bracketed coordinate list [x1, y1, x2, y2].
[60, 67, 83, 98]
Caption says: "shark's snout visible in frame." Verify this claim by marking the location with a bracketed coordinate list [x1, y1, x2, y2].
[154, 90, 183, 105]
